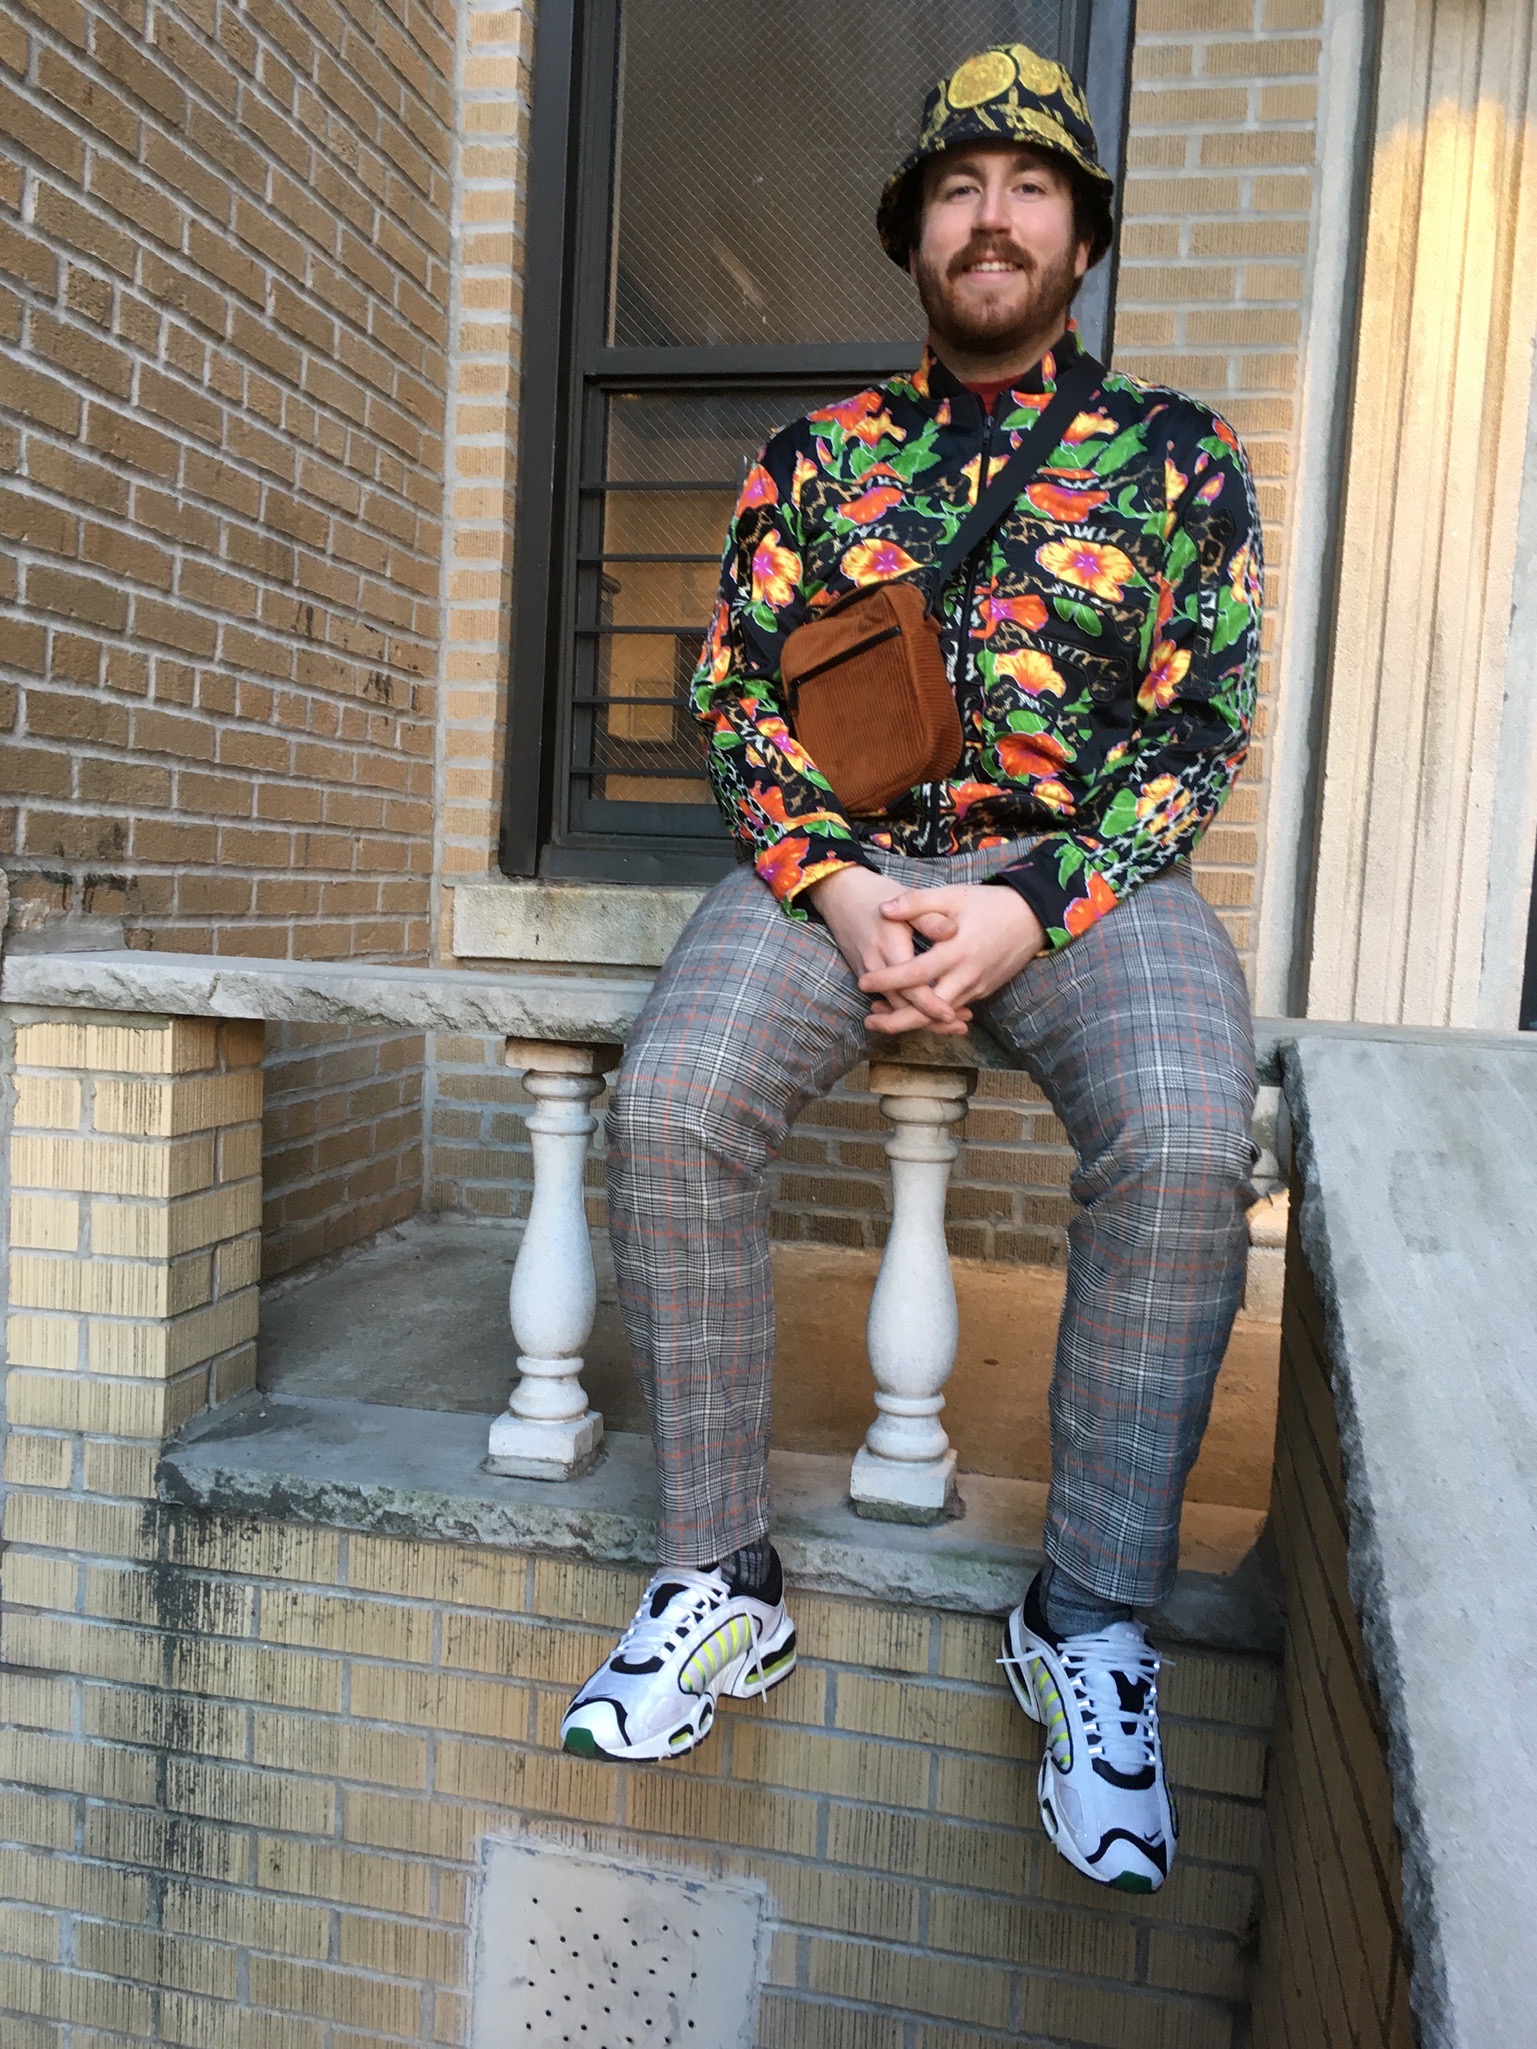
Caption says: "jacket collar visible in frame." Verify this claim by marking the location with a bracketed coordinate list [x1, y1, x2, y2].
[910, 320, 1083, 414]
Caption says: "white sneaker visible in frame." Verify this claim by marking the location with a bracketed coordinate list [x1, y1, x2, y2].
[1001, 1573, 1176, 1893]
[561, 1561, 797, 1762]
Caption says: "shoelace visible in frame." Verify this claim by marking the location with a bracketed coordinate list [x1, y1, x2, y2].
[1059, 1630, 1161, 1775]
[614, 1572, 728, 1664]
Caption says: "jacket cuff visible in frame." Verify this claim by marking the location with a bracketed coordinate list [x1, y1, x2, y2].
[988, 844, 1119, 951]
[754, 833, 875, 917]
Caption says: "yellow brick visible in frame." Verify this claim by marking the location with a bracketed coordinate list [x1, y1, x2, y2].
[528, 1554, 647, 1626]
[166, 1757, 336, 1835]
[1147, 1924, 1247, 2000]
[1165, 1719, 1269, 1799]
[732, 1721, 930, 1808]
[11, 1132, 215, 1198]
[9, 1194, 80, 1250]
[212, 1340, 258, 1403]
[160, 1992, 323, 2049]
[440, 1610, 600, 1686]
[348, 1663, 530, 1739]
[935, 1612, 1000, 1683]
[834, 1672, 1028, 1758]
[87, 1288, 258, 1375]
[2, 1552, 79, 1614]
[743, 1857, 920, 1943]
[0, 2015, 60, 2049]
[826, 1806, 1034, 1896]
[934, 1752, 1037, 1826]
[91, 1178, 262, 1258]
[83, 1686, 247, 1759]
[220, 1122, 263, 1180]
[157, 1511, 340, 1584]
[339, 1913, 466, 1982]
[0, 1845, 147, 1919]
[9, 1249, 208, 1318]
[624, 1771, 816, 1856]
[808, 1937, 1012, 2029]
[81, 1438, 157, 1497]
[1020, 1972, 1231, 2049]
[5, 1368, 206, 1440]
[0, 1729, 156, 1803]
[246, 1958, 420, 2036]
[1162, 1648, 1277, 1728]
[161, 1880, 330, 1960]
[84, 1561, 255, 1636]
[3, 1487, 152, 1556]
[4, 1313, 80, 1371]
[3, 1611, 162, 1687]
[215, 1231, 261, 1292]
[13, 1076, 82, 1129]
[0, 1901, 65, 1961]
[0, 1787, 78, 1852]
[2, 1432, 75, 1488]
[933, 1890, 1138, 1975]
[1, 1956, 153, 2033]
[15, 1018, 215, 1074]
[351, 1534, 531, 1611]
[757, 1994, 904, 2049]
[433, 1739, 621, 1826]
[0, 1671, 75, 1730]
[1204, 35, 1321, 75]
[76, 1922, 239, 1999]
[792, 1594, 932, 1674]
[218, 1020, 265, 1068]
[86, 1805, 247, 1885]
[251, 1709, 427, 1788]
[255, 1835, 432, 1916]
[259, 1587, 434, 1663]
[167, 1635, 343, 1713]
[95, 1071, 263, 1138]
[341, 1789, 499, 1861]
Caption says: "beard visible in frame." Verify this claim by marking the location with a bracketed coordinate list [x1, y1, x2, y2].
[912, 233, 1080, 356]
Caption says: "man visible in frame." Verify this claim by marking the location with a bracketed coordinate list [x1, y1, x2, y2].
[561, 43, 1261, 1897]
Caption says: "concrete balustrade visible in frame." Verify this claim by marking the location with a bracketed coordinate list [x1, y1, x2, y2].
[489, 1039, 619, 1480]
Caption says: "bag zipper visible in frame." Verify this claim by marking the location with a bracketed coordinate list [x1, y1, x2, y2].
[788, 619, 905, 696]
[925, 400, 998, 855]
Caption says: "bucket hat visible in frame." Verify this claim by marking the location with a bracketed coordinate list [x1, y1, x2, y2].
[877, 43, 1114, 268]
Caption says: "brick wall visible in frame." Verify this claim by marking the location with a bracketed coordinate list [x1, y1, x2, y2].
[423, 0, 1325, 1256]
[1248, 1208, 1415, 2046]
[0, 1511, 1278, 2048]
[0, 0, 453, 1273]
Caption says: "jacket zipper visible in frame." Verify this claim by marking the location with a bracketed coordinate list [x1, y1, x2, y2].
[925, 400, 998, 855]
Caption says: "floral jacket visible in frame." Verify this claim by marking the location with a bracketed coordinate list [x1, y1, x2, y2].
[690, 327, 1262, 950]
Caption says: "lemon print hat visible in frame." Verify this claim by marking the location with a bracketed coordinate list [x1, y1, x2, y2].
[877, 43, 1114, 267]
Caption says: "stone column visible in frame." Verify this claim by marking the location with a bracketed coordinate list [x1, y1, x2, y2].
[485, 1038, 620, 1481]
[5, 1012, 264, 1453]
[849, 1058, 976, 1525]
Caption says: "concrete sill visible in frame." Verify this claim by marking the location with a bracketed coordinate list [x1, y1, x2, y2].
[159, 1390, 1281, 1656]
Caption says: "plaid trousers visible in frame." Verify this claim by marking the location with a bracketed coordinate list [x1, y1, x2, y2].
[606, 841, 1257, 1607]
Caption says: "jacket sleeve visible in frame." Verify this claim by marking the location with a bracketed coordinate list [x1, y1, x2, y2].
[690, 439, 875, 915]
[991, 415, 1262, 950]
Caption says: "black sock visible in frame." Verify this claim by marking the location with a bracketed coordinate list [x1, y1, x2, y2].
[718, 1538, 780, 1603]
[1038, 1561, 1133, 1640]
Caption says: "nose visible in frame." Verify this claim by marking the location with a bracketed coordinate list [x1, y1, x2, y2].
[973, 170, 1013, 233]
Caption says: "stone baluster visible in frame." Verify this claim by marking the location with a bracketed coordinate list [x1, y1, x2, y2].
[849, 1058, 976, 1524]
[486, 1038, 620, 1481]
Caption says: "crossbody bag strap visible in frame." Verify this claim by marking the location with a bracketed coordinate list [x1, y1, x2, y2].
[923, 347, 1105, 616]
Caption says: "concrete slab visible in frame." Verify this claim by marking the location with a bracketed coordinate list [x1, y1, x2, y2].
[1285, 1035, 1537, 2049]
[160, 1391, 1276, 1652]
[259, 1220, 1279, 1510]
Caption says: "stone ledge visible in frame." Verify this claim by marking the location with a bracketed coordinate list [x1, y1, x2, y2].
[452, 878, 706, 969]
[159, 1390, 1280, 1656]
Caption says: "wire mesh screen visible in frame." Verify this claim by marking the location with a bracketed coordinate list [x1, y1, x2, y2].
[573, 390, 842, 812]
[609, 0, 1082, 349]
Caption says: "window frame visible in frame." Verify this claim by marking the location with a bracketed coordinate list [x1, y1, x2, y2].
[499, 0, 1135, 885]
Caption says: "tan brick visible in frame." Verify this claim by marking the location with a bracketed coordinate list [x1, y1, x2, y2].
[166, 1757, 336, 1834]
[808, 1937, 1011, 2029]
[86, 1288, 259, 1375]
[0, 1728, 156, 1803]
[9, 1248, 208, 1318]
[9, 1194, 80, 1251]
[0, 1787, 78, 1853]
[11, 1131, 216, 1199]
[342, 1789, 497, 1862]
[0, 1671, 75, 1732]
[349, 1662, 530, 1739]
[792, 1594, 933, 1674]
[160, 1880, 330, 1960]
[5, 1368, 205, 1440]
[2, 1432, 74, 1489]
[834, 1671, 1029, 1758]
[5, 1313, 80, 1371]
[94, 1071, 263, 1138]
[256, 1834, 432, 1916]
[733, 1721, 930, 1808]
[14, 1019, 213, 1074]
[83, 1685, 247, 1760]
[161, 1992, 324, 2049]
[81, 1436, 158, 1497]
[251, 1708, 428, 1788]
[246, 1957, 420, 2036]
[339, 1912, 467, 1982]
[76, 1921, 239, 1999]
[1, 1956, 153, 2033]
[83, 1560, 254, 1636]
[13, 1076, 82, 1130]
[91, 1178, 262, 1257]
[1, 1552, 79, 1614]
[259, 1585, 434, 1662]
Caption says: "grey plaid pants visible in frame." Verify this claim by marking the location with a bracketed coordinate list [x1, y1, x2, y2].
[606, 841, 1257, 1607]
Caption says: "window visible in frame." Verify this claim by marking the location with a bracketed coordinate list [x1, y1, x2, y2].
[501, 0, 1134, 885]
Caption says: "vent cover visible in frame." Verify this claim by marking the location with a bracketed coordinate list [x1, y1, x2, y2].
[472, 1839, 766, 2049]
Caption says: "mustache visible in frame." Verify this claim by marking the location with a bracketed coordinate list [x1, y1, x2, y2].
[946, 237, 1038, 282]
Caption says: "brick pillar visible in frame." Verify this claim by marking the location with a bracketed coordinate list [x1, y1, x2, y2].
[6, 1015, 264, 1451]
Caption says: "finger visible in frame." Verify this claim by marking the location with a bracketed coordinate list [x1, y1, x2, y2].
[860, 939, 967, 993]
[878, 886, 964, 923]
[911, 910, 959, 942]
[867, 1000, 969, 1036]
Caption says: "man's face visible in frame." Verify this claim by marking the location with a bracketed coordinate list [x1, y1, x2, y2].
[909, 142, 1090, 354]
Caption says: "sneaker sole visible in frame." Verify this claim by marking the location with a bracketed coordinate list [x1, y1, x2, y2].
[562, 1614, 797, 1764]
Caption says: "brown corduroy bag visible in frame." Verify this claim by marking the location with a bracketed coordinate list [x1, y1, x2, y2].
[779, 350, 1101, 818]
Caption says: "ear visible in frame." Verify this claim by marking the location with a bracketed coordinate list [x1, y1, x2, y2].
[1073, 236, 1093, 282]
